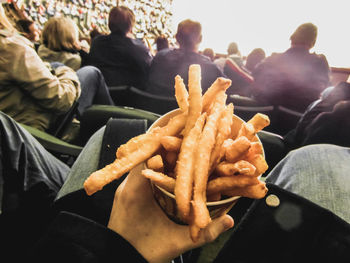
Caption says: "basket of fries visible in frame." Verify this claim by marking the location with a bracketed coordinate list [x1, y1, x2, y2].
[83, 64, 270, 242]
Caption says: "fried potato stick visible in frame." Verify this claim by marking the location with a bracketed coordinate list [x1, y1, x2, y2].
[146, 154, 164, 172]
[84, 113, 187, 196]
[225, 136, 251, 163]
[175, 113, 206, 221]
[142, 169, 175, 193]
[192, 91, 227, 229]
[215, 160, 256, 177]
[202, 77, 232, 113]
[222, 181, 268, 199]
[174, 75, 189, 112]
[206, 175, 260, 195]
[183, 64, 202, 137]
[247, 113, 270, 132]
[160, 136, 182, 152]
[209, 103, 234, 173]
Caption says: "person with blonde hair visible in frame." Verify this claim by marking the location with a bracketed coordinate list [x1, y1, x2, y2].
[0, 4, 113, 132]
[38, 17, 82, 71]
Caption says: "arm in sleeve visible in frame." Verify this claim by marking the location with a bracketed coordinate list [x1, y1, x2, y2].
[7, 42, 81, 114]
[28, 211, 148, 263]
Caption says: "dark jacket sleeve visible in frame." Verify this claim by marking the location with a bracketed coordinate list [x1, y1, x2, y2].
[28, 211, 147, 263]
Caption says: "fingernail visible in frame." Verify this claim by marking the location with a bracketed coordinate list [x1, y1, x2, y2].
[223, 215, 234, 229]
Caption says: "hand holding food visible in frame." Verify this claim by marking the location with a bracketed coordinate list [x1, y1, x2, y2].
[84, 64, 270, 242]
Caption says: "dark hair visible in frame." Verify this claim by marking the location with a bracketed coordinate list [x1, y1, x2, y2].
[108, 6, 135, 34]
[245, 48, 266, 72]
[16, 19, 34, 33]
[175, 19, 202, 49]
[290, 22, 317, 47]
[156, 35, 169, 51]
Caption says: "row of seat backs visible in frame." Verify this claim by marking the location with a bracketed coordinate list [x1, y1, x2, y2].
[109, 85, 178, 115]
[109, 86, 304, 136]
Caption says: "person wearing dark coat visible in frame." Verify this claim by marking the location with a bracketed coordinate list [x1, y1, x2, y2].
[251, 23, 330, 112]
[88, 6, 152, 89]
[146, 19, 224, 97]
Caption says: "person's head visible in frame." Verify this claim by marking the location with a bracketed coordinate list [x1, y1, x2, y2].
[290, 22, 318, 49]
[41, 17, 80, 51]
[227, 42, 239, 55]
[155, 35, 169, 51]
[0, 4, 16, 31]
[175, 19, 202, 51]
[108, 6, 135, 35]
[16, 19, 41, 42]
[245, 48, 266, 72]
[202, 48, 215, 61]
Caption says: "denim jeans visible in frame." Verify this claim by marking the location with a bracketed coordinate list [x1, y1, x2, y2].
[76, 66, 114, 118]
[266, 144, 350, 223]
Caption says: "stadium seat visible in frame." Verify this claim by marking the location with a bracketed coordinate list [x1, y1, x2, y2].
[108, 85, 133, 106]
[275, 106, 303, 136]
[128, 87, 179, 115]
[78, 104, 160, 145]
[20, 123, 83, 166]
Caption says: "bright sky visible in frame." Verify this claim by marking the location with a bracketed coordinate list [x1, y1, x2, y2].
[171, 0, 350, 68]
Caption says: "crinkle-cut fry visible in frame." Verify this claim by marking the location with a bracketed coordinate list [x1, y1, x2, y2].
[246, 154, 269, 176]
[209, 103, 234, 173]
[193, 91, 227, 229]
[175, 113, 206, 221]
[243, 141, 264, 161]
[183, 64, 202, 137]
[84, 137, 161, 195]
[202, 77, 232, 113]
[215, 160, 256, 177]
[222, 180, 268, 199]
[247, 113, 270, 132]
[160, 135, 182, 152]
[206, 175, 260, 195]
[84, 113, 187, 196]
[141, 169, 175, 193]
[146, 154, 164, 172]
[225, 136, 251, 163]
[174, 75, 189, 112]
[237, 122, 256, 141]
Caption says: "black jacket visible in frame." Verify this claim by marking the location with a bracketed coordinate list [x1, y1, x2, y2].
[88, 32, 152, 89]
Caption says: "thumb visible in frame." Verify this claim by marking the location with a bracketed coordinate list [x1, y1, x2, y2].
[196, 214, 234, 245]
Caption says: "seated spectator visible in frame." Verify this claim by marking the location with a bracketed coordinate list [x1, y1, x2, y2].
[16, 18, 41, 50]
[250, 22, 331, 112]
[0, 5, 114, 132]
[244, 48, 266, 73]
[37, 17, 82, 71]
[88, 6, 153, 89]
[285, 79, 350, 149]
[226, 42, 244, 68]
[155, 34, 169, 53]
[146, 19, 224, 96]
[202, 48, 215, 61]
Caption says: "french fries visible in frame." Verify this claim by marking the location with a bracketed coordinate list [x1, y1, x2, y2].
[83, 64, 270, 242]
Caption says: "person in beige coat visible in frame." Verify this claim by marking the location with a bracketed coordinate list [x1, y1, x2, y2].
[37, 17, 82, 71]
[0, 5, 114, 132]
